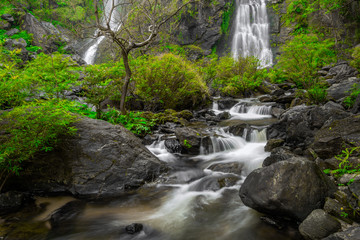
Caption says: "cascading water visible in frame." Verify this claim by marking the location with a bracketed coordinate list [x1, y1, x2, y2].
[17, 99, 301, 240]
[231, 0, 273, 67]
[83, 0, 121, 65]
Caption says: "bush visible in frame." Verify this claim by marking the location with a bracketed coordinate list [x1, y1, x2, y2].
[271, 34, 336, 89]
[133, 53, 209, 110]
[0, 100, 78, 191]
[305, 85, 328, 104]
[344, 83, 360, 108]
[350, 46, 360, 71]
[212, 56, 265, 97]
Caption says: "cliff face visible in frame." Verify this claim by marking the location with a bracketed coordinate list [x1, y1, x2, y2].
[267, 0, 360, 60]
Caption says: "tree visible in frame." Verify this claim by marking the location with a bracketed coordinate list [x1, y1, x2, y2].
[92, 0, 195, 114]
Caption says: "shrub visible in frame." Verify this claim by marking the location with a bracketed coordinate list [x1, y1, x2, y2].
[0, 100, 78, 191]
[350, 46, 360, 71]
[82, 62, 125, 118]
[344, 83, 360, 108]
[133, 53, 209, 110]
[271, 34, 336, 89]
[212, 56, 265, 97]
[305, 85, 328, 104]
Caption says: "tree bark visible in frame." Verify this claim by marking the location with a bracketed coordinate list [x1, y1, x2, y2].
[120, 48, 131, 115]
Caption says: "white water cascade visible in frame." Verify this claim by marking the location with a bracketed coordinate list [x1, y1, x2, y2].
[231, 0, 273, 67]
[83, 0, 121, 65]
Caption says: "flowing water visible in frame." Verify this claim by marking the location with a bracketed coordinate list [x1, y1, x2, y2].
[231, 0, 273, 67]
[18, 99, 301, 240]
[83, 0, 121, 65]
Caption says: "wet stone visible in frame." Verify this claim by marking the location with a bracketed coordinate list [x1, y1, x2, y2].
[125, 223, 143, 234]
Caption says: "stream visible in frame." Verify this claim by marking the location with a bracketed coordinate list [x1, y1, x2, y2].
[23, 99, 302, 240]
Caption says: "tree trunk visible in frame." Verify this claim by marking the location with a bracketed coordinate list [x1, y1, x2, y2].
[120, 49, 131, 115]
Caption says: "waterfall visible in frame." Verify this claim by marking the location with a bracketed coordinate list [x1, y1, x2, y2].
[83, 0, 121, 65]
[231, 0, 273, 67]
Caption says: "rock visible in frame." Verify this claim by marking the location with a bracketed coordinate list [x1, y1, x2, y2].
[164, 139, 182, 153]
[271, 107, 285, 118]
[262, 147, 298, 167]
[276, 91, 296, 104]
[324, 101, 345, 111]
[258, 94, 274, 102]
[339, 174, 360, 186]
[125, 223, 143, 234]
[327, 77, 360, 101]
[217, 98, 239, 110]
[216, 111, 231, 121]
[1, 14, 14, 24]
[299, 209, 341, 240]
[326, 61, 359, 83]
[175, 127, 206, 155]
[5, 117, 167, 199]
[311, 115, 360, 159]
[349, 180, 360, 198]
[267, 105, 350, 151]
[4, 38, 27, 50]
[228, 123, 248, 136]
[209, 162, 242, 187]
[323, 227, 360, 240]
[240, 159, 336, 221]
[323, 197, 350, 223]
[5, 28, 19, 36]
[0, 191, 33, 215]
[20, 13, 66, 53]
[0, 19, 11, 30]
[49, 200, 86, 229]
[264, 139, 284, 152]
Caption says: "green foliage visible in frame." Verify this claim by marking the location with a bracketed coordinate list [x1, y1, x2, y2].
[212, 55, 265, 96]
[133, 53, 208, 110]
[271, 34, 336, 89]
[344, 84, 360, 108]
[350, 46, 360, 71]
[82, 62, 125, 118]
[21, 52, 80, 99]
[221, 1, 235, 35]
[183, 139, 192, 148]
[10, 31, 33, 46]
[305, 85, 328, 104]
[0, 100, 78, 191]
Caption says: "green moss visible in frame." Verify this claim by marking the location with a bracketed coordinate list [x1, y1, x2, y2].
[220, 1, 235, 35]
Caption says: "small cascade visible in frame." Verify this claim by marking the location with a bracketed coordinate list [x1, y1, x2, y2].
[229, 102, 272, 120]
[231, 0, 273, 67]
[83, 0, 121, 64]
[243, 128, 267, 142]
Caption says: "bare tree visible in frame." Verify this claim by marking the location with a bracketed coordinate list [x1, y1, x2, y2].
[93, 0, 195, 114]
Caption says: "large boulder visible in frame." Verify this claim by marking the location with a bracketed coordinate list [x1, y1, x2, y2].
[311, 115, 360, 159]
[175, 127, 208, 155]
[239, 159, 336, 221]
[299, 209, 341, 240]
[327, 77, 360, 101]
[20, 13, 69, 53]
[5, 117, 167, 199]
[323, 227, 360, 240]
[267, 104, 350, 150]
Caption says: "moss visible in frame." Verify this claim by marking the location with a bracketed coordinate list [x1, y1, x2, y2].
[220, 0, 235, 35]
[1, 221, 49, 239]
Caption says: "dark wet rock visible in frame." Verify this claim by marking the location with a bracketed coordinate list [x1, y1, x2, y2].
[326, 61, 359, 83]
[217, 98, 239, 110]
[323, 226, 360, 240]
[5, 117, 167, 199]
[5, 28, 19, 36]
[315, 157, 339, 171]
[267, 105, 351, 151]
[4, 38, 27, 50]
[327, 77, 360, 101]
[349, 180, 360, 198]
[240, 159, 336, 221]
[175, 127, 206, 155]
[271, 107, 285, 118]
[1, 14, 14, 24]
[220, 118, 278, 128]
[271, 89, 285, 97]
[0, 192, 33, 215]
[262, 147, 298, 167]
[194, 109, 216, 118]
[228, 123, 247, 136]
[311, 115, 360, 159]
[210, 163, 242, 187]
[276, 92, 296, 104]
[323, 197, 350, 223]
[258, 94, 274, 102]
[125, 223, 143, 234]
[0, 19, 11, 30]
[264, 139, 284, 152]
[20, 13, 68, 53]
[50, 200, 86, 229]
[299, 209, 341, 240]
[164, 139, 182, 153]
[216, 111, 231, 121]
